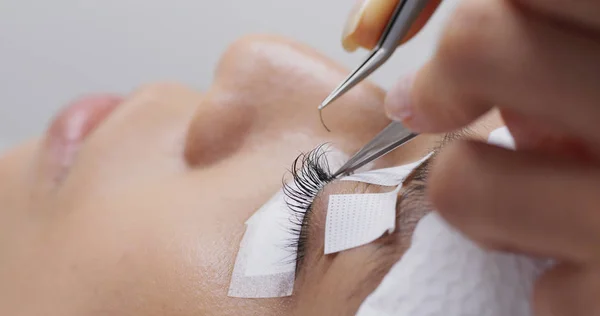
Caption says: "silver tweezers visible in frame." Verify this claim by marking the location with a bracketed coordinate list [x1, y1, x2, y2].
[321, 0, 432, 178]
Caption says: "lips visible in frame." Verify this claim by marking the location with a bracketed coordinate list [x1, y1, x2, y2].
[43, 94, 122, 183]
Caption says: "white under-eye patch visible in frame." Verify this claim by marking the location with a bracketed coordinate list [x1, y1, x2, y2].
[325, 186, 401, 254]
[324, 154, 432, 255]
[340, 157, 430, 186]
[228, 189, 297, 298]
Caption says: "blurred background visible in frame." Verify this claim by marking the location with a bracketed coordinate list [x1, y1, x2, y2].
[0, 0, 459, 152]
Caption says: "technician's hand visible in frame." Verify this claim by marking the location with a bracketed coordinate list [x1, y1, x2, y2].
[344, 0, 600, 315]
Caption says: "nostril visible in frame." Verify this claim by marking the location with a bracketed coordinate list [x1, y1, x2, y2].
[184, 96, 255, 167]
[43, 94, 122, 183]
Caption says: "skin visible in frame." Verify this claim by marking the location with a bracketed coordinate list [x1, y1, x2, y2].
[345, 0, 600, 314]
[0, 34, 502, 315]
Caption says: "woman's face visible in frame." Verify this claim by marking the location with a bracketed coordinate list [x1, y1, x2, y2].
[0, 35, 502, 315]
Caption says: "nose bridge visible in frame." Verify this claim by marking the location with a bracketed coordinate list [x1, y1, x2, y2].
[184, 36, 325, 167]
[184, 90, 256, 167]
[212, 35, 389, 130]
[184, 35, 391, 167]
[209, 36, 334, 129]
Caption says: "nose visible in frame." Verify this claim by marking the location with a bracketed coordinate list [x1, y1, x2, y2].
[184, 35, 392, 167]
[185, 96, 255, 166]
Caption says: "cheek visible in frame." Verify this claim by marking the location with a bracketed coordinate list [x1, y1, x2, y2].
[5, 190, 239, 316]
[0, 141, 39, 216]
[49, 181, 286, 315]
[292, 248, 391, 316]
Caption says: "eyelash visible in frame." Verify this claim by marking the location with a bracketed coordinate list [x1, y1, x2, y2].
[282, 144, 334, 269]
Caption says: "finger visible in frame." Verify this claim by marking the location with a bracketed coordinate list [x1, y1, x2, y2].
[534, 264, 600, 316]
[385, 0, 600, 141]
[501, 109, 598, 162]
[342, 0, 442, 52]
[428, 140, 600, 264]
[516, 0, 600, 34]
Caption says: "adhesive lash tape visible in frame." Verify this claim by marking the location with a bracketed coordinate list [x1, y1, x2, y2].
[324, 154, 431, 255]
[228, 147, 350, 298]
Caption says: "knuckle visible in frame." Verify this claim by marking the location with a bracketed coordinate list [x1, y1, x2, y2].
[532, 274, 554, 315]
[428, 141, 477, 218]
[436, 0, 497, 76]
[411, 62, 483, 131]
[426, 0, 504, 128]
[429, 141, 496, 235]
[443, 94, 485, 128]
[532, 265, 579, 315]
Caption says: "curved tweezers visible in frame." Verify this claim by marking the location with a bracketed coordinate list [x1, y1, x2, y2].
[318, 0, 431, 110]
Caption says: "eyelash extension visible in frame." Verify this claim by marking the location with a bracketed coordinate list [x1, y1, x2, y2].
[282, 144, 334, 270]
[280, 144, 435, 273]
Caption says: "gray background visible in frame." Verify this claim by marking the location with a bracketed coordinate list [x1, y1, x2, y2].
[0, 0, 459, 152]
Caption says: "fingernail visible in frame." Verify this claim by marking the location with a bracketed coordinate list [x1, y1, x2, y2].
[342, 0, 369, 52]
[385, 73, 419, 127]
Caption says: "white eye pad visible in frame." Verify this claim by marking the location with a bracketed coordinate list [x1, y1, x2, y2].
[324, 154, 432, 255]
[325, 186, 401, 254]
[340, 155, 431, 186]
[228, 147, 350, 298]
[227, 189, 297, 298]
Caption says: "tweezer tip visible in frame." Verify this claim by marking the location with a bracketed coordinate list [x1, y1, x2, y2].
[318, 100, 330, 111]
[318, 91, 338, 111]
[331, 170, 342, 179]
[331, 169, 350, 179]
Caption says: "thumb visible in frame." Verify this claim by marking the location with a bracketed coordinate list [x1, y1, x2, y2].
[342, 0, 442, 52]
